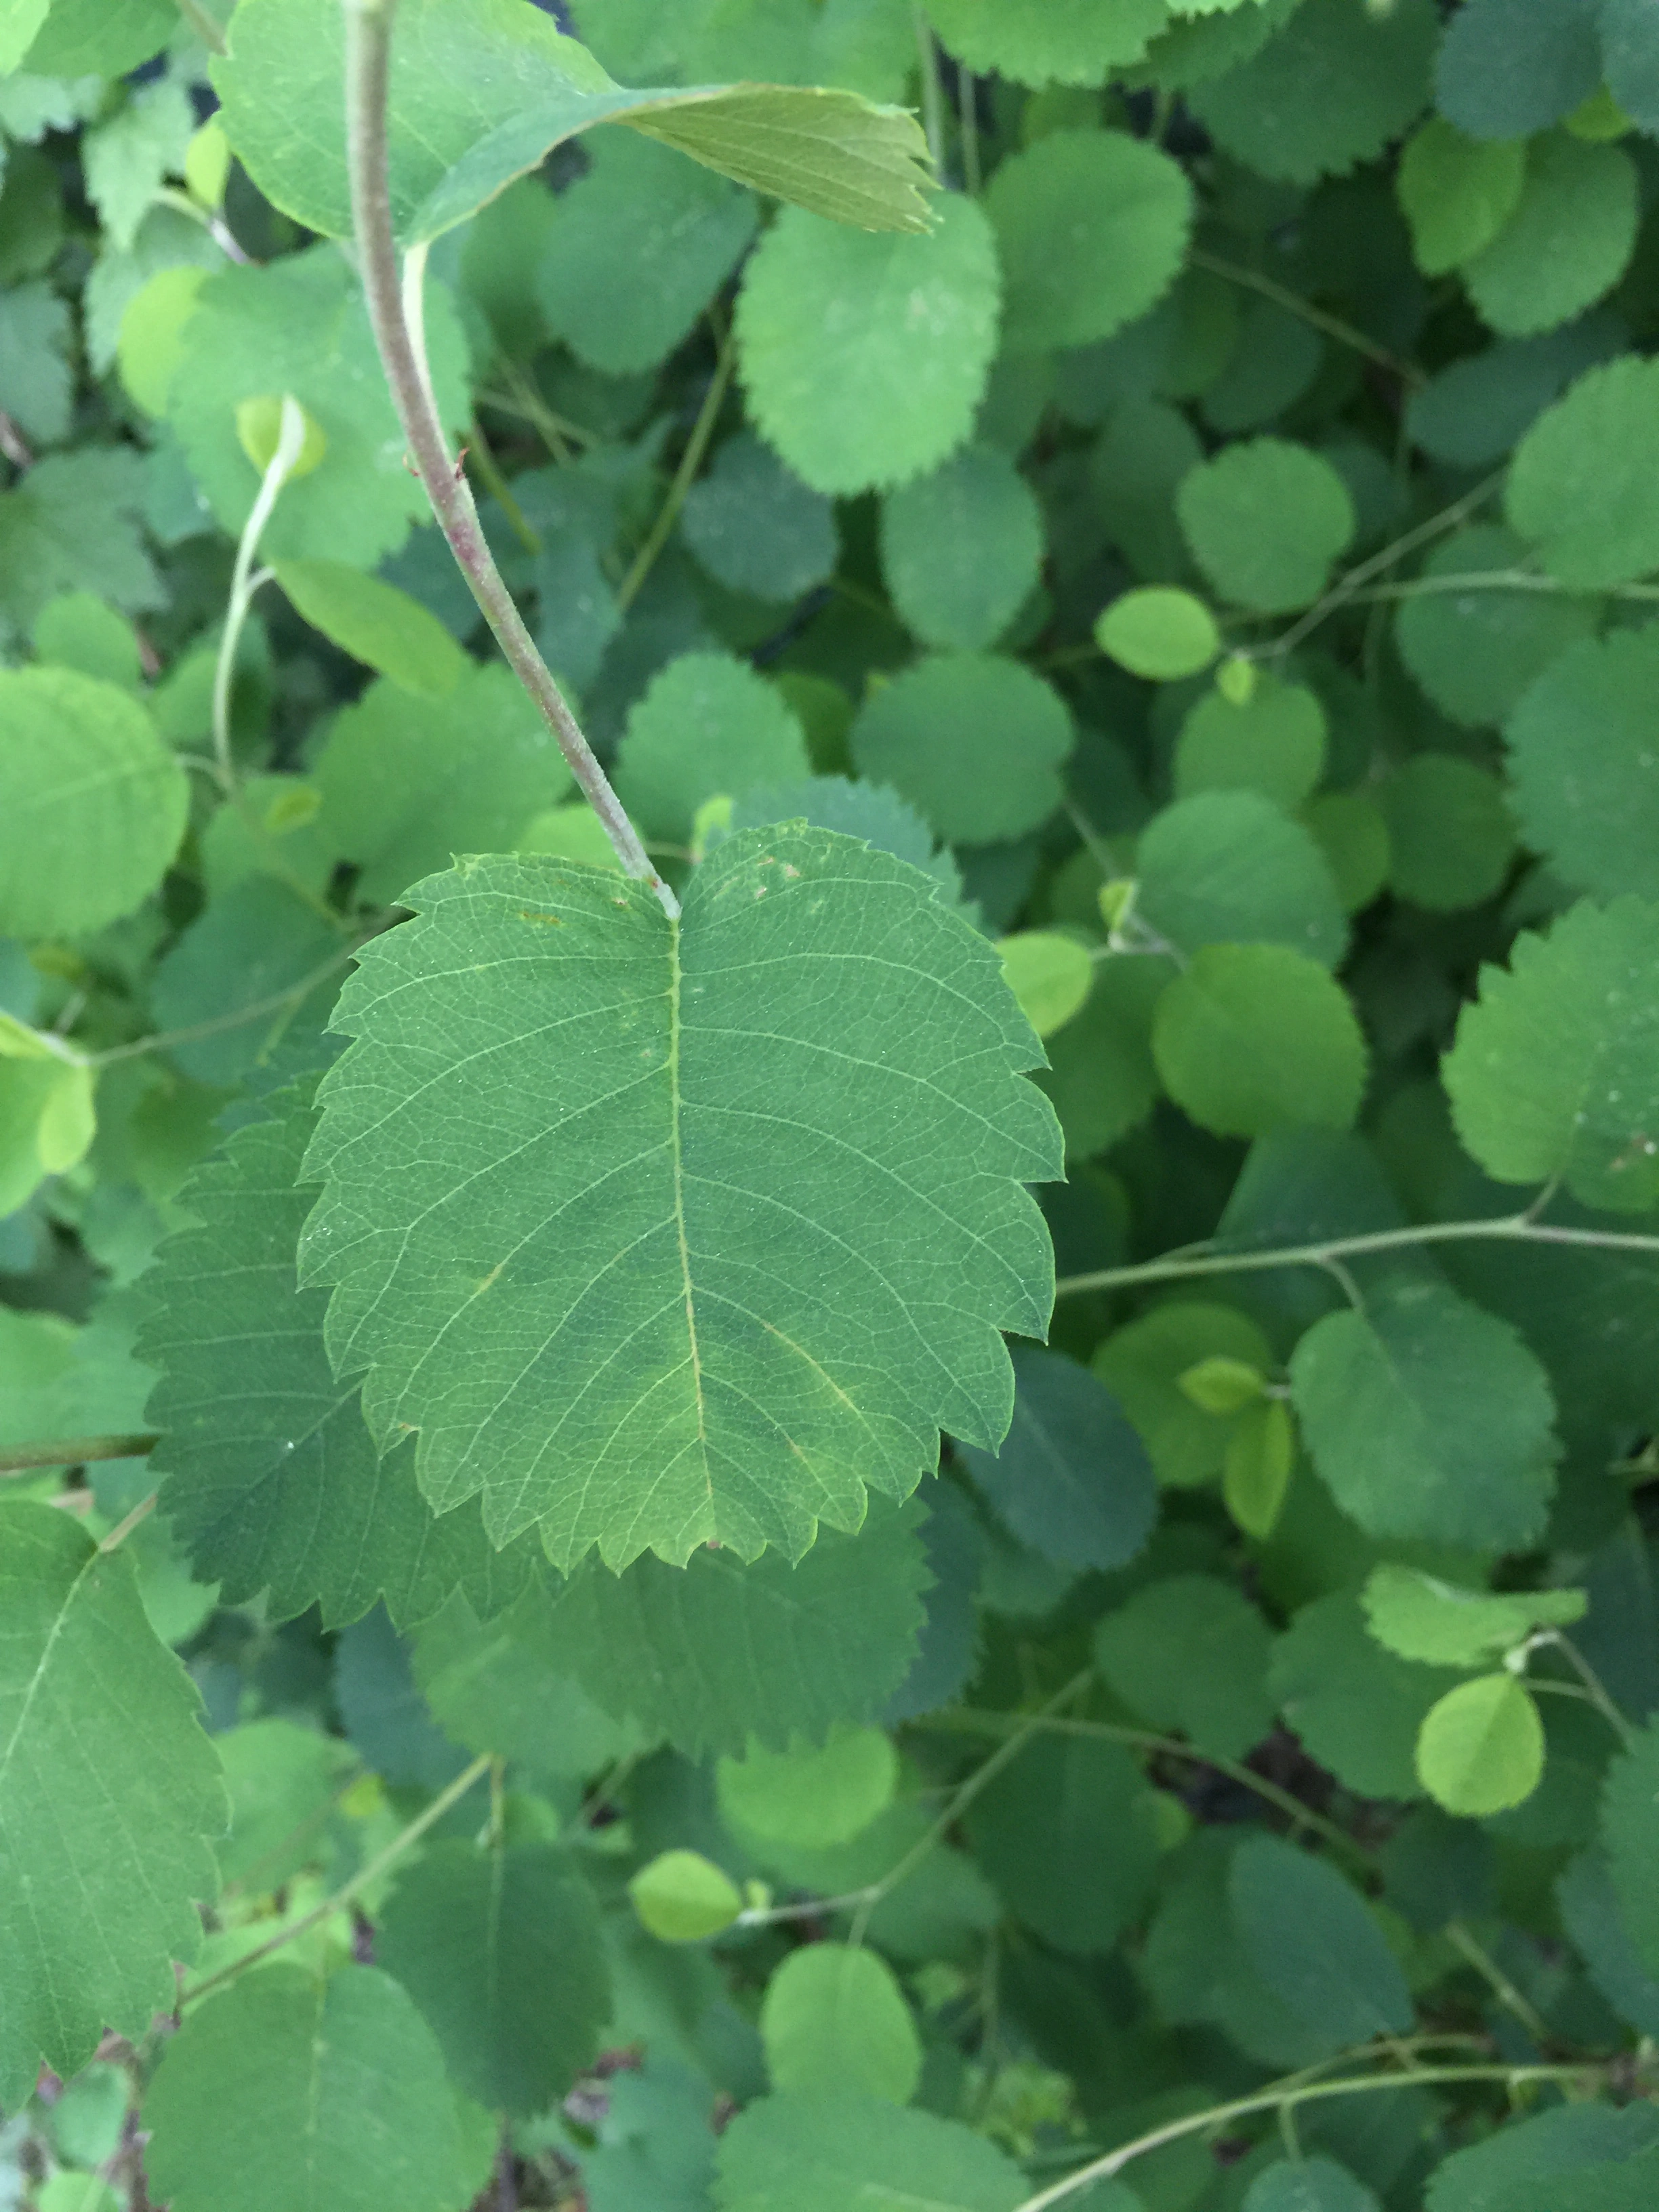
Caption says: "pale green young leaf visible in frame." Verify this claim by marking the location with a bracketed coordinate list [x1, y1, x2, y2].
[1289, 1277, 1558, 1551]
[1416, 1674, 1545, 1817]
[719, 1727, 897, 1851]
[997, 933, 1093, 1040]
[849, 654, 1073, 845]
[1505, 354, 1659, 589]
[1098, 587, 1221, 682]
[1223, 1399, 1294, 1538]
[956, 1345, 1155, 1572]
[20, 0, 174, 75]
[1095, 1574, 1275, 1761]
[880, 445, 1044, 653]
[1462, 134, 1638, 339]
[1153, 944, 1368, 1139]
[966, 1736, 1162, 1954]
[630, 1849, 744, 1942]
[1442, 898, 1659, 1214]
[1397, 120, 1525, 276]
[987, 129, 1193, 355]
[1174, 678, 1326, 809]
[736, 197, 1000, 495]
[922, 0, 1168, 87]
[136, 1086, 539, 1631]
[681, 431, 837, 605]
[271, 560, 468, 699]
[1093, 1301, 1273, 1488]
[1362, 1564, 1586, 1668]
[761, 1944, 921, 2103]
[1380, 756, 1515, 914]
[376, 1841, 610, 2115]
[0, 0, 50, 73]
[1229, 1835, 1413, 2051]
[614, 653, 809, 840]
[1601, 1717, 1659, 1979]
[1136, 790, 1349, 967]
[0, 1502, 226, 2106]
[1177, 438, 1357, 613]
[0, 667, 186, 941]
[1504, 634, 1659, 900]
[1272, 1593, 1462, 1801]
[1394, 524, 1597, 730]
[714, 2089, 1025, 2212]
[144, 1966, 483, 2212]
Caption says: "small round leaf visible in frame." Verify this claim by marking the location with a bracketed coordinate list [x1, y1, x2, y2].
[1416, 1675, 1546, 1816]
[629, 1851, 744, 1944]
[1096, 587, 1221, 681]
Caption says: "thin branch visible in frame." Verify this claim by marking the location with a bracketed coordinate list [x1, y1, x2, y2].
[1446, 1921, 1552, 2045]
[87, 937, 362, 1068]
[617, 322, 735, 613]
[1340, 569, 1659, 608]
[100, 1495, 158, 1553]
[0, 409, 35, 468]
[342, 0, 676, 915]
[173, 0, 229, 52]
[185, 1752, 493, 2006]
[1190, 247, 1424, 386]
[1055, 1212, 1659, 1300]
[1, 1435, 159, 1476]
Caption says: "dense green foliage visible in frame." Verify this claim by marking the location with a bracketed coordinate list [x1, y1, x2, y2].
[5, 1, 1659, 2208]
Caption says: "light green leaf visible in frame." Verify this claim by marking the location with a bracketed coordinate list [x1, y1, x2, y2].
[19, 0, 173, 75]
[1181, 1355, 1266, 1416]
[714, 2089, 1025, 2212]
[0, 667, 186, 941]
[137, 1085, 539, 1631]
[0, 1502, 225, 2106]
[1505, 632, 1659, 900]
[880, 445, 1044, 652]
[718, 1727, 897, 1851]
[1442, 897, 1659, 1214]
[630, 1849, 744, 1942]
[1097, 586, 1221, 682]
[0, 0, 50, 73]
[1153, 943, 1368, 1138]
[1223, 1397, 1295, 1538]
[987, 129, 1193, 355]
[682, 430, 838, 605]
[1394, 523, 1598, 729]
[1230, 1834, 1414, 2051]
[1602, 1717, 1659, 1979]
[1416, 1673, 1545, 1817]
[1397, 119, 1525, 276]
[83, 78, 194, 255]
[271, 560, 468, 699]
[1505, 354, 1659, 589]
[312, 663, 572, 906]
[533, 1500, 930, 1755]
[849, 653, 1073, 844]
[144, 1965, 483, 2212]
[33, 592, 143, 691]
[376, 1841, 609, 2115]
[1289, 1277, 1559, 1551]
[736, 197, 1000, 495]
[1174, 676, 1326, 810]
[966, 1735, 1162, 1954]
[1362, 1564, 1585, 1668]
[0, 448, 162, 639]
[1136, 790, 1349, 966]
[761, 1944, 921, 2102]
[1093, 1301, 1273, 1488]
[1462, 134, 1638, 339]
[615, 652, 810, 840]
[997, 932, 1093, 1040]
[922, 0, 1168, 87]
[1272, 1593, 1461, 1801]
[1178, 437, 1357, 613]
[1380, 755, 1515, 913]
[1095, 1574, 1276, 1761]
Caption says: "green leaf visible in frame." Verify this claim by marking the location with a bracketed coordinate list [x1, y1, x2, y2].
[213, 0, 933, 246]
[0, 667, 186, 941]
[1558, 1850, 1659, 2039]
[630, 1848, 744, 1942]
[735, 197, 1000, 495]
[1229, 1834, 1414, 2051]
[1034, 955, 1165, 1161]
[615, 652, 810, 840]
[1397, 120, 1525, 276]
[880, 445, 1044, 653]
[22, 0, 174, 75]
[921, 0, 1168, 87]
[1153, 943, 1368, 1139]
[216, 1717, 348, 1891]
[718, 1727, 897, 1850]
[1605, 0, 1659, 137]
[1433, 0, 1603, 140]
[1136, 790, 1349, 967]
[850, 654, 1073, 846]
[956, 1345, 1155, 1572]
[1223, 1399, 1296, 1538]
[1462, 134, 1638, 339]
[987, 129, 1193, 355]
[376, 1841, 609, 2115]
[1244, 2159, 1381, 2212]
[533, 1501, 930, 1755]
[1601, 1716, 1659, 1979]
[167, 249, 470, 571]
[533, 130, 757, 375]
[271, 560, 469, 699]
[966, 1735, 1162, 1954]
[1093, 1301, 1273, 1488]
[1181, 1359, 1276, 1416]
[728, 774, 966, 910]
[33, 592, 143, 691]
[1189, 0, 1437, 186]
[1362, 1564, 1585, 1668]
[1289, 1277, 1558, 1551]
[1173, 676, 1326, 810]
[1094, 1574, 1275, 1760]
[144, 1965, 484, 2212]
[1505, 354, 1659, 589]
[682, 430, 838, 605]
[137, 1085, 538, 1630]
[0, 279, 73, 447]
[1415, 1673, 1545, 1817]
[714, 2089, 1025, 2212]
[1097, 586, 1221, 682]
[1442, 898, 1659, 1214]
[1425, 2106, 1659, 2212]
[146, 877, 343, 1089]
[1394, 524, 1597, 730]
[1272, 1592, 1462, 1801]
[1177, 437, 1357, 613]
[997, 933, 1093, 1040]
[1302, 792, 1390, 916]
[1380, 755, 1515, 914]
[0, 0, 49, 73]
[1505, 633, 1659, 901]
[0, 1501, 225, 2105]
[0, 448, 162, 639]
[83, 78, 194, 257]
[312, 663, 573, 906]
[760, 1944, 921, 2102]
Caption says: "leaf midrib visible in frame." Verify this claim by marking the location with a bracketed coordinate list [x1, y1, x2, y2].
[667, 914, 712, 1507]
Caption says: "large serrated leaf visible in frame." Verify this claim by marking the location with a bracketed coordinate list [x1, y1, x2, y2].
[213, 0, 933, 244]
[301, 829, 1059, 1569]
